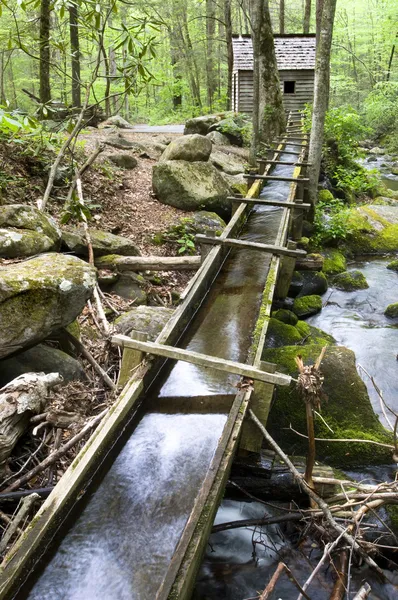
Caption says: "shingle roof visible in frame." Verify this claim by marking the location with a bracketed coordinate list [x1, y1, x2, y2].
[232, 34, 316, 71]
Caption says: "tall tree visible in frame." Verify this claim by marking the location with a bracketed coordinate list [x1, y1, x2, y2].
[69, 0, 81, 108]
[279, 0, 285, 34]
[39, 0, 51, 104]
[303, 0, 311, 34]
[308, 0, 338, 207]
[224, 0, 233, 110]
[206, 0, 216, 109]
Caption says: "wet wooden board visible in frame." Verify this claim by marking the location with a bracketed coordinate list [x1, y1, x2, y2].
[195, 234, 306, 258]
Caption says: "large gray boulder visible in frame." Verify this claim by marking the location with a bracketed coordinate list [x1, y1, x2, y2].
[159, 134, 212, 163]
[62, 227, 141, 258]
[0, 254, 96, 358]
[105, 133, 136, 150]
[206, 131, 230, 146]
[114, 306, 174, 340]
[0, 205, 61, 258]
[184, 114, 223, 136]
[210, 149, 246, 175]
[0, 344, 87, 387]
[107, 153, 138, 170]
[100, 115, 134, 129]
[152, 160, 232, 216]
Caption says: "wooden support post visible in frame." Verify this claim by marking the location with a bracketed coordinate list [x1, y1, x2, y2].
[118, 330, 148, 387]
[111, 334, 292, 386]
[239, 361, 276, 453]
[274, 241, 298, 300]
[227, 197, 311, 210]
[195, 234, 306, 258]
[291, 197, 304, 241]
[200, 229, 216, 261]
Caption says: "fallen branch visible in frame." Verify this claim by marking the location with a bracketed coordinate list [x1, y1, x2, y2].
[259, 562, 311, 600]
[65, 144, 104, 207]
[353, 583, 371, 599]
[95, 255, 202, 272]
[0, 493, 39, 555]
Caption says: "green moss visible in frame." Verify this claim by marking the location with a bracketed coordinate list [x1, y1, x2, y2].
[321, 249, 347, 275]
[263, 345, 393, 467]
[333, 270, 369, 291]
[387, 259, 398, 271]
[384, 302, 398, 318]
[266, 318, 303, 347]
[272, 309, 298, 326]
[295, 321, 335, 345]
[293, 295, 322, 318]
[298, 236, 310, 249]
[318, 189, 335, 203]
[342, 208, 398, 254]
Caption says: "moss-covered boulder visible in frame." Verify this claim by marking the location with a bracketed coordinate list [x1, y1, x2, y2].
[295, 321, 335, 345]
[298, 271, 328, 297]
[293, 295, 322, 318]
[206, 131, 230, 146]
[333, 270, 369, 291]
[318, 189, 335, 203]
[152, 160, 232, 217]
[384, 303, 398, 318]
[220, 172, 248, 196]
[114, 306, 174, 340]
[265, 318, 334, 349]
[170, 212, 226, 238]
[0, 204, 61, 258]
[272, 309, 298, 326]
[321, 249, 347, 275]
[263, 345, 393, 466]
[342, 205, 398, 254]
[387, 259, 398, 271]
[0, 344, 87, 387]
[184, 114, 223, 136]
[0, 253, 96, 359]
[288, 271, 304, 297]
[159, 134, 212, 163]
[209, 115, 252, 147]
[210, 149, 246, 175]
[107, 153, 138, 169]
[62, 227, 141, 258]
[104, 272, 147, 304]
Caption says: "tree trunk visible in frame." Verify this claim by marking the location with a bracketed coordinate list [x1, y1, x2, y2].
[39, 0, 51, 104]
[206, 0, 216, 110]
[308, 0, 337, 207]
[303, 0, 311, 34]
[315, 0, 324, 46]
[69, 0, 81, 108]
[257, 0, 286, 145]
[279, 0, 285, 34]
[224, 0, 233, 110]
[170, 26, 182, 109]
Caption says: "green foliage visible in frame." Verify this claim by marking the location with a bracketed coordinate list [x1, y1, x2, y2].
[363, 82, 398, 152]
[176, 233, 196, 255]
[312, 195, 353, 247]
[61, 190, 100, 225]
[160, 217, 197, 255]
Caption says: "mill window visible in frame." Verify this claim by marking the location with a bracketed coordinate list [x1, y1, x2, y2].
[284, 81, 296, 94]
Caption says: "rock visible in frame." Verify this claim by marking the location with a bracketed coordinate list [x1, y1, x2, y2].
[292, 294, 323, 318]
[62, 228, 140, 258]
[210, 149, 246, 175]
[152, 160, 232, 217]
[159, 134, 212, 163]
[0, 254, 96, 359]
[206, 131, 230, 146]
[114, 305, 173, 340]
[101, 115, 134, 129]
[272, 309, 298, 326]
[168, 211, 226, 237]
[263, 345, 393, 467]
[372, 196, 398, 206]
[288, 271, 304, 297]
[265, 318, 334, 348]
[0, 344, 87, 387]
[184, 114, 223, 136]
[209, 117, 245, 146]
[105, 133, 136, 150]
[298, 271, 328, 297]
[321, 249, 347, 275]
[369, 147, 385, 155]
[343, 205, 398, 254]
[387, 259, 398, 271]
[106, 272, 147, 304]
[317, 189, 335, 203]
[295, 253, 324, 271]
[384, 303, 398, 318]
[0, 204, 61, 258]
[219, 172, 248, 196]
[302, 220, 315, 237]
[333, 270, 369, 291]
[107, 153, 138, 170]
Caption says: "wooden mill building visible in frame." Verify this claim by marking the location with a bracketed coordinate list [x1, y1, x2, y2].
[231, 34, 316, 114]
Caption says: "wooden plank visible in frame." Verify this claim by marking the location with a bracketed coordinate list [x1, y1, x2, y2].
[272, 140, 307, 146]
[95, 255, 202, 272]
[228, 197, 310, 210]
[112, 334, 292, 387]
[257, 160, 312, 166]
[195, 234, 307, 258]
[244, 175, 309, 183]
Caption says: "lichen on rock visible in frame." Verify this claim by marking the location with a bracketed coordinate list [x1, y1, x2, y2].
[321, 249, 347, 275]
[333, 270, 369, 291]
[0, 204, 61, 257]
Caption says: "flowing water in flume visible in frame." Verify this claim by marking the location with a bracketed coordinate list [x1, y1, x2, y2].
[309, 258, 398, 423]
[23, 151, 299, 599]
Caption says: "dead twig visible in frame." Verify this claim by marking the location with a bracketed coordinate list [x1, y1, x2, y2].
[352, 583, 371, 599]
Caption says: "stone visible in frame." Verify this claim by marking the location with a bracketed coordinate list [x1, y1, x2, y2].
[265, 318, 334, 349]
[209, 117, 244, 146]
[114, 305, 174, 340]
[321, 249, 347, 275]
[62, 228, 140, 258]
[343, 205, 398, 254]
[0, 253, 96, 359]
[220, 172, 248, 196]
[152, 160, 232, 217]
[288, 271, 304, 297]
[105, 133, 136, 150]
[159, 134, 212, 163]
[317, 189, 335, 203]
[101, 115, 134, 129]
[0, 344, 87, 387]
[387, 260, 398, 271]
[368, 147, 385, 155]
[107, 153, 138, 169]
[384, 303, 398, 318]
[107, 273, 147, 304]
[184, 114, 223, 136]
[210, 149, 246, 175]
[298, 271, 328, 297]
[272, 309, 298, 326]
[168, 211, 226, 238]
[0, 204, 61, 258]
[333, 270, 369, 291]
[263, 345, 393, 467]
[292, 294, 323, 318]
[206, 131, 230, 146]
